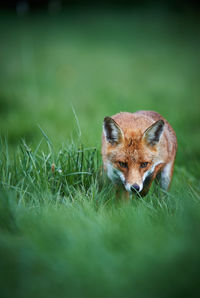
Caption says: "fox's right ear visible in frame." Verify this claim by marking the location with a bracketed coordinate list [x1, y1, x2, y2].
[103, 117, 124, 145]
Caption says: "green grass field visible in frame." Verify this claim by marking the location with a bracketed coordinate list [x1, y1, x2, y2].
[0, 8, 200, 298]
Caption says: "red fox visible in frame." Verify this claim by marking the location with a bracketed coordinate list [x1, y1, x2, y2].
[102, 111, 177, 196]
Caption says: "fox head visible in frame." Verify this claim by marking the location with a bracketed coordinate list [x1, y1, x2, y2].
[103, 116, 165, 195]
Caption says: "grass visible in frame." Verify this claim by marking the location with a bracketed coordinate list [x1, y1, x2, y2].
[0, 135, 200, 298]
[0, 7, 200, 298]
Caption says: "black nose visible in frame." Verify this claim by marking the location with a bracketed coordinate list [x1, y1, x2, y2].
[131, 184, 140, 192]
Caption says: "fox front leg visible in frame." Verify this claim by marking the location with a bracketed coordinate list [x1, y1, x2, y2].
[160, 162, 174, 191]
[115, 185, 130, 200]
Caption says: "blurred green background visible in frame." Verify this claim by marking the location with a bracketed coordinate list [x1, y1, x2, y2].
[0, 3, 199, 155]
[0, 2, 200, 298]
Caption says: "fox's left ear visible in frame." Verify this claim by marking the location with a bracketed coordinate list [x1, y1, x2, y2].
[103, 117, 124, 145]
[143, 120, 164, 146]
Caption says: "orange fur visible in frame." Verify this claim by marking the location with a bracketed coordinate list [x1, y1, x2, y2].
[102, 111, 177, 197]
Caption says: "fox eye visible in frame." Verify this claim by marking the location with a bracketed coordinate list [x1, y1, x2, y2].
[140, 162, 149, 168]
[118, 161, 128, 168]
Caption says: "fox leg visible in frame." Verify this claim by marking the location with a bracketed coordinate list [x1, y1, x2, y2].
[115, 185, 130, 201]
[160, 161, 174, 191]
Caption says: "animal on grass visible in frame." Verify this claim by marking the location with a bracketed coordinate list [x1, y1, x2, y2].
[101, 111, 177, 197]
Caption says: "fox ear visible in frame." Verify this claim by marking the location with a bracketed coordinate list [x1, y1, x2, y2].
[103, 117, 124, 145]
[143, 120, 164, 146]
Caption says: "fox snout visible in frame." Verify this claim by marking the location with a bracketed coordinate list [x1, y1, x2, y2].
[130, 184, 140, 192]
[124, 179, 144, 194]
[106, 161, 145, 194]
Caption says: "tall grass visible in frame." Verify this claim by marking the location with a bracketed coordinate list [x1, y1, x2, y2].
[0, 135, 200, 298]
[0, 135, 107, 206]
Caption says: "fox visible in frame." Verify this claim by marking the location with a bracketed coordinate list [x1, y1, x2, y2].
[101, 111, 177, 197]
